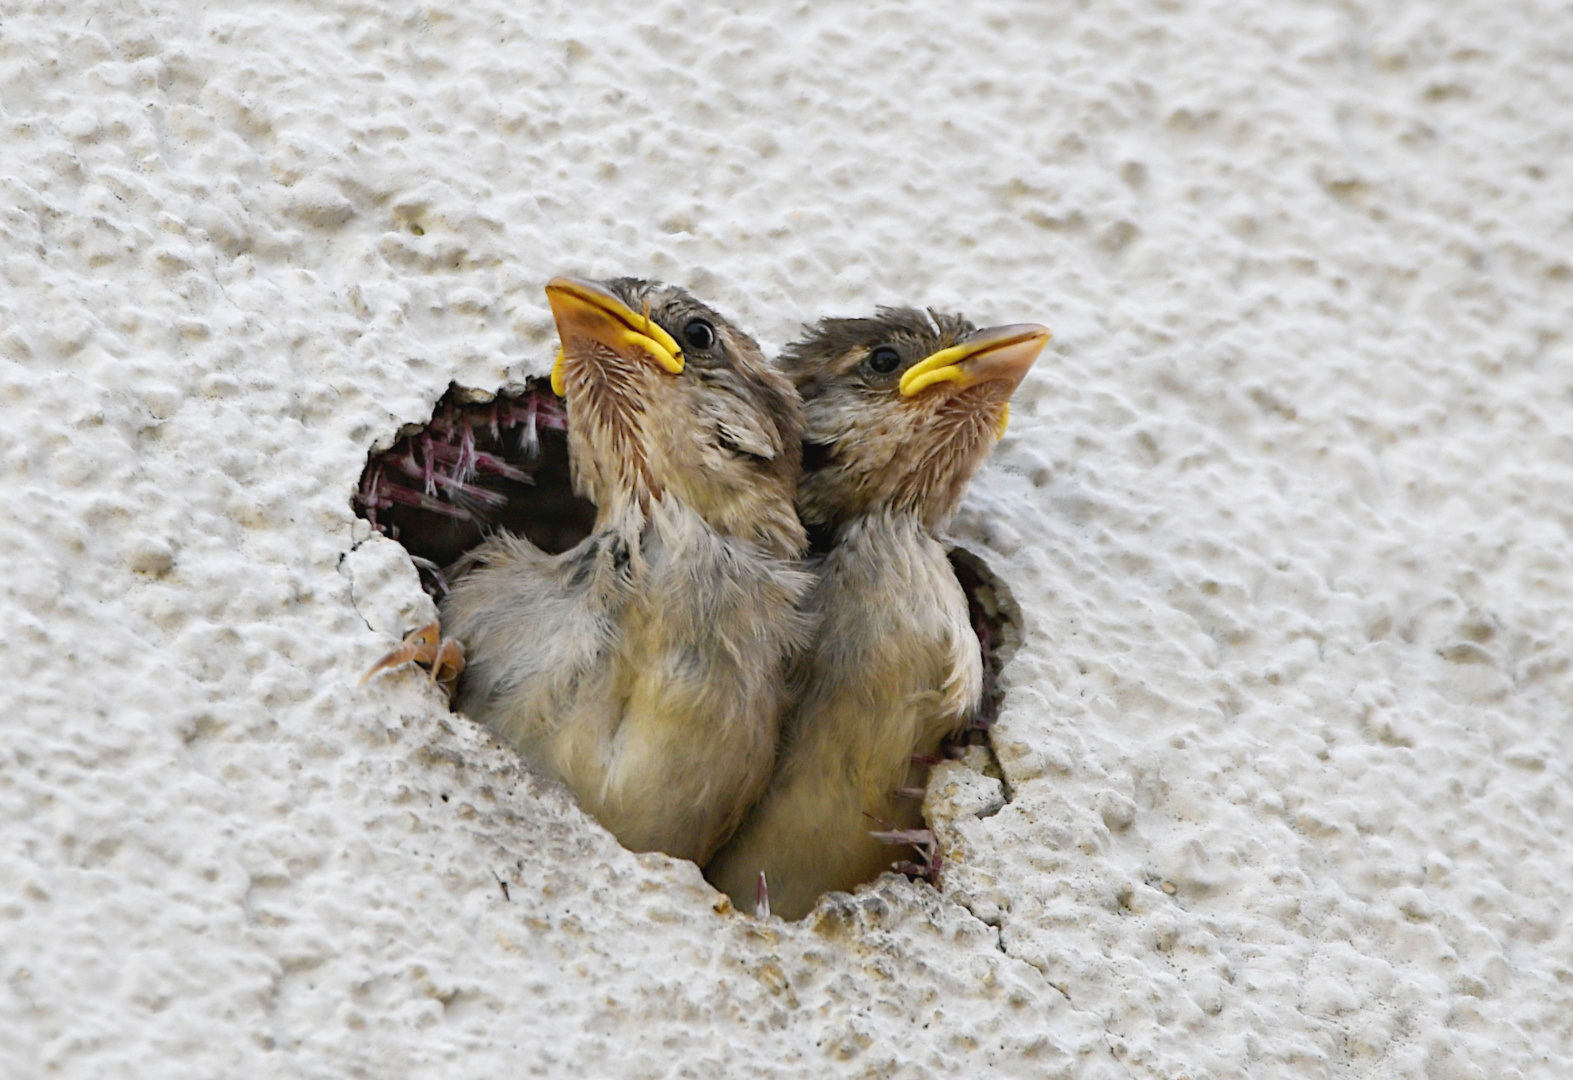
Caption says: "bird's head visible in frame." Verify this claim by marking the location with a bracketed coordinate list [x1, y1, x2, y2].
[545, 276, 806, 558]
[781, 307, 1050, 534]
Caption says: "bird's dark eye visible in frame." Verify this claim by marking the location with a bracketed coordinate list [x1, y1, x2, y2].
[866, 346, 901, 374]
[683, 319, 716, 350]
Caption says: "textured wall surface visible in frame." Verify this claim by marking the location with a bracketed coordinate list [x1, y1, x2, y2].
[3, 1, 1571, 1077]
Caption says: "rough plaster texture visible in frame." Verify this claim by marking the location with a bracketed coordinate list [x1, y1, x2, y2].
[3, 0, 1571, 1077]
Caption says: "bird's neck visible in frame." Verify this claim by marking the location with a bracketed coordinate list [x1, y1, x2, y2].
[818, 510, 956, 588]
[683, 488, 806, 561]
[827, 505, 941, 552]
[592, 494, 800, 570]
[592, 496, 650, 544]
[588, 468, 805, 563]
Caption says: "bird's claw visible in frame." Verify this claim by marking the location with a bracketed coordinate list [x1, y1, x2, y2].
[360, 620, 465, 698]
[870, 827, 942, 883]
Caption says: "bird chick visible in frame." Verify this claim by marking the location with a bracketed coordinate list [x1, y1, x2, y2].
[706, 308, 1049, 919]
[439, 277, 812, 865]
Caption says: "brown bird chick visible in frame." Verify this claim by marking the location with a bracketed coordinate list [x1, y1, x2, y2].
[706, 308, 1049, 919]
[435, 277, 812, 865]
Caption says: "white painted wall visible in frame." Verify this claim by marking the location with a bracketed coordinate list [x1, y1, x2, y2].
[3, 0, 1570, 1076]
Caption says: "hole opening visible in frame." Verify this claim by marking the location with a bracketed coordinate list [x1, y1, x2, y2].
[352, 387, 1025, 917]
[353, 380, 593, 595]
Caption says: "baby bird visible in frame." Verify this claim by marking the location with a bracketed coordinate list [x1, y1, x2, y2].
[706, 308, 1049, 919]
[439, 277, 812, 865]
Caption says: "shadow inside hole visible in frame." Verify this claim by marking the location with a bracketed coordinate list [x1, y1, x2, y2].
[353, 381, 595, 595]
[942, 546, 1022, 810]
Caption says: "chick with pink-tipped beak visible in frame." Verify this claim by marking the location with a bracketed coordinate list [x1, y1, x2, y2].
[439, 277, 812, 865]
[707, 308, 1050, 919]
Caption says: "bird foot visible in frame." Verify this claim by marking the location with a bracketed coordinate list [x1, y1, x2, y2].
[360, 621, 465, 698]
[892, 853, 944, 884]
[754, 871, 771, 919]
[869, 826, 942, 883]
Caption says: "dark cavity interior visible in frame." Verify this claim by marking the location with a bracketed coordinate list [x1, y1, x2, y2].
[354, 381, 593, 595]
[947, 546, 1023, 750]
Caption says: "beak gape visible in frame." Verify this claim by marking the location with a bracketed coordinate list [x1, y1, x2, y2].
[545, 277, 686, 396]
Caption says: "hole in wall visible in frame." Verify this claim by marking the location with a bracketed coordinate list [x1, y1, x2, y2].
[353, 380, 593, 596]
[351, 383, 1026, 916]
[948, 545, 1023, 764]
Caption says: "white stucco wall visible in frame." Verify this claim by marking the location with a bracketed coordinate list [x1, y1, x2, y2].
[3, 0, 1571, 1076]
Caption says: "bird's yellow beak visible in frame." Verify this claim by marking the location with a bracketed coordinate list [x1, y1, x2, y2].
[898, 323, 1051, 437]
[545, 276, 685, 396]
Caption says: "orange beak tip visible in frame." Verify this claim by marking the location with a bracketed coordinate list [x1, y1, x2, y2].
[544, 277, 685, 378]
